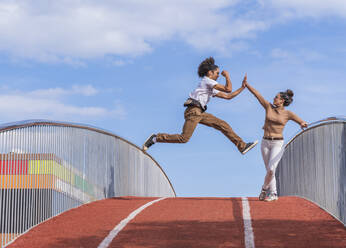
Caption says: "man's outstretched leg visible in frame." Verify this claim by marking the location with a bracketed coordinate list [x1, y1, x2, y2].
[142, 107, 201, 151]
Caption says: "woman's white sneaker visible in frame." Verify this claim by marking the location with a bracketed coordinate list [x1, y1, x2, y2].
[259, 188, 267, 201]
[264, 193, 278, 202]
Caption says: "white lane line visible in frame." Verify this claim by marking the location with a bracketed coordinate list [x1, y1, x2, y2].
[98, 197, 167, 248]
[241, 197, 255, 248]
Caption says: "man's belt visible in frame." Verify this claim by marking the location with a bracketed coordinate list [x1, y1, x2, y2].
[183, 98, 207, 112]
[263, 136, 284, 141]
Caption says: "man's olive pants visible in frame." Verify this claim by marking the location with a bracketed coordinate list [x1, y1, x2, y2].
[156, 106, 246, 152]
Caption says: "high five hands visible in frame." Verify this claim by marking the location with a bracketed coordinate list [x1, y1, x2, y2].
[242, 73, 248, 88]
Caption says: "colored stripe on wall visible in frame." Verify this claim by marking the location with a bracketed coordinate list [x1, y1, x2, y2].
[0, 175, 55, 189]
[0, 160, 28, 175]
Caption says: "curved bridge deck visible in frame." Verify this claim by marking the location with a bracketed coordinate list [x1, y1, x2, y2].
[7, 197, 346, 248]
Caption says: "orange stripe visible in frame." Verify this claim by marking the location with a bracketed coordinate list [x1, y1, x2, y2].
[0, 175, 56, 189]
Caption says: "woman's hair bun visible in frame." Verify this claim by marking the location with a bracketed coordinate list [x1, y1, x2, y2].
[280, 89, 294, 106]
[286, 89, 294, 98]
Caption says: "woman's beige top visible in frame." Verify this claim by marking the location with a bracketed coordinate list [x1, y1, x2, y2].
[263, 104, 303, 138]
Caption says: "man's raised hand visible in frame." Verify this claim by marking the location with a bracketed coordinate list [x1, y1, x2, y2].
[221, 70, 229, 78]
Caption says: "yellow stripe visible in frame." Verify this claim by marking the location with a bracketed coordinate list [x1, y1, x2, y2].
[28, 160, 76, 185]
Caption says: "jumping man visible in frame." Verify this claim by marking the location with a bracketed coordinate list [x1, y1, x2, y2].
[143, 57, 258, 154]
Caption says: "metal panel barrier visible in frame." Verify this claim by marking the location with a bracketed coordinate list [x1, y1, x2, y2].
[277, 117, 346, 226]
[0, 120, 175, 247]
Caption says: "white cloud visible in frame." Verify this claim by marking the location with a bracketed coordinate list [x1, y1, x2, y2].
[0, 0, 345, 64]
[0, 0, 267, 63]
[271, 48, 291, 59]
[270, 48, 325, 63]
[302, 83, 346, 95]
[71, 85, 98, 96]
[30, 84, 98, 98]
[108, 58, 134, 67]
[0, 86, 125, 121]
[261, 0, 346, 19]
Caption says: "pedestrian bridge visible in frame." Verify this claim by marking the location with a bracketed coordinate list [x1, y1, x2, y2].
[0, 118, 345, 247]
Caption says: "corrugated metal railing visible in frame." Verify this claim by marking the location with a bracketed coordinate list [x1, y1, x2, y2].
[277, 116, 346, 226]
[0, 120, 176, 247]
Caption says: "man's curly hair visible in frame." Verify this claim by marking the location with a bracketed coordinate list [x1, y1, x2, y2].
[198, 57, 219, 77]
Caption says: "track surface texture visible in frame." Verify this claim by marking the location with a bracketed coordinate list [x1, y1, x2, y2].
[8, 196, 346, 248]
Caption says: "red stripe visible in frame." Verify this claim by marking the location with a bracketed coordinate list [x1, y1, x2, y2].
[0, 160, 28, 175]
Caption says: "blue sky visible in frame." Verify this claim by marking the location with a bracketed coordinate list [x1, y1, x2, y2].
[0, 0, 345, 196]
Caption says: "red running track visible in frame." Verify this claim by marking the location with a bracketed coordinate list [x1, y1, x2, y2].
[8, 196, 346, 248]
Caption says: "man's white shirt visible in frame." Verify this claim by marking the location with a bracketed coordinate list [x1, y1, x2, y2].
[189, 76, 220, 108]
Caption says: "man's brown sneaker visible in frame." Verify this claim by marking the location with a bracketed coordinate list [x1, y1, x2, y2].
[142, 134, 157, 151]
[241, 140, 258, 155]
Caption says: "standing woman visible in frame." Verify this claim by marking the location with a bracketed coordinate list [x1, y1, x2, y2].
[243, 75, 308, 202]
[142, 57, 258, 154]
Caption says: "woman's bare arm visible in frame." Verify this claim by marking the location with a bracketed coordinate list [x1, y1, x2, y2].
[243, 75, 270, 108]
[288, 111, 308, 129]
